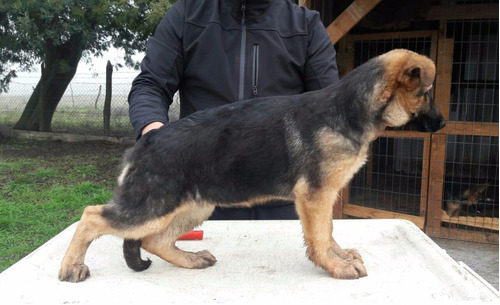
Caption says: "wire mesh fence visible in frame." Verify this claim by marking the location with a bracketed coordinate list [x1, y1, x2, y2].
[0, 71, 180, 137]
[341, 18, 498, 244]
[429, 19, 499, 243]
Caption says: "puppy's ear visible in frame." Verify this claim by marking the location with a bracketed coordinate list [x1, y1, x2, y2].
[398, 57, 435, 91]
[408, 67, 420, 78]
[476, 184, 489, 194]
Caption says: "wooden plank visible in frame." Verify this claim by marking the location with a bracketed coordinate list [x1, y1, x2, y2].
[425, 35, 453, 233]
[381, 130, 427, 139]
[429, 31, 439, 64]
[441, 210, 499, 231]
[326, 0, 382, 45]
[350, 30, 437, 42]
[427, 4, 499, 21]
[420, 134, 431, 217]
[343, 204, 425, 229]
[441, 122, 499, 137]
[435, 38, 454, 121]
[426, 133, 447, 231]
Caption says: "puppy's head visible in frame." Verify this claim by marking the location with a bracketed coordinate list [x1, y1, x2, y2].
[378, 49, 445, 132]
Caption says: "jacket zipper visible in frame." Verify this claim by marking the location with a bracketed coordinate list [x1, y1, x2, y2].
[252, 44, 259, 97]
[238, 1, 246, 101]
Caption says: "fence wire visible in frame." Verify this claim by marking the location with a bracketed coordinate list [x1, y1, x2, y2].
[0, 71, 180, 137]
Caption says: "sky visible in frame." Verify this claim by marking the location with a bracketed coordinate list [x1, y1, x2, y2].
[5, 48, 145, 96]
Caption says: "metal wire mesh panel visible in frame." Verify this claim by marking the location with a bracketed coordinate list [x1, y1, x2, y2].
[442, 135, 498, 218]
[354, 37, 433, 67]
[447, 20, 499, 122]
[0, 71, 182, 137]
[344, 19, 498, 244]
[350, 137, 426, 216]
[431, 19, 499, 242]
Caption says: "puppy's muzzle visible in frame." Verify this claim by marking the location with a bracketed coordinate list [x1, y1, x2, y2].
[410, 104, 446, 133]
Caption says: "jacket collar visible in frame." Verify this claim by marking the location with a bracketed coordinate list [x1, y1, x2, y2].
[225, 0, 272, 22]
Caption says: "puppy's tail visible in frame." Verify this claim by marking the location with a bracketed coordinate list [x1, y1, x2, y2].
[123, 239, 152, 271]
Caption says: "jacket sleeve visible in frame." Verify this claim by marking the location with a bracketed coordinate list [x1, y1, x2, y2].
[303, 11, 339, 91]
[128, 1, 185, 140]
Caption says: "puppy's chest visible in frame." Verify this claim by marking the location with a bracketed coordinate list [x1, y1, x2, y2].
[321, 143, 370, 189]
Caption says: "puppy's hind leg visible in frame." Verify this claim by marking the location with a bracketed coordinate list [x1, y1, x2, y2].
[59, 202, 165, 282]
[58, 205, 112, 282]
[141, 202, 217, 269]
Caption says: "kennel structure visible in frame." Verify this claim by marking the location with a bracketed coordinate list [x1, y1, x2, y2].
[308, 0, 499, 244]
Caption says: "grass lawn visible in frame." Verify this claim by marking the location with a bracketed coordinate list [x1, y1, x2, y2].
[0, 138, 127, 272]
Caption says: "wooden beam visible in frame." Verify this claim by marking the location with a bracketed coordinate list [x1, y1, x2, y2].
[440, 122, 499, 137]
[435, 38, 454, 121]
[426, 133, 447, 232]
[350, 30, 437, 42]
[427, 4, 499, 20]
[326, 0, 382, 45]
[425, 35, 453, 233]
[420, 134, 432, 217]
[381, 130, 427, 139]
[441, 211, 499, 231]
[343, 204, 425, 229]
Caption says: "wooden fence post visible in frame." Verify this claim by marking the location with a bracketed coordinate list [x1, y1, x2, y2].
[103, 61, 112, 136]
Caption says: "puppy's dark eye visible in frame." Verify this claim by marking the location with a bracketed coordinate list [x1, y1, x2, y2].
[425, 90, 433, 98]
[416, 89, 433, 98]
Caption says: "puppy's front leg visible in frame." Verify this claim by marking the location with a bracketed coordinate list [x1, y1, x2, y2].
[294, 180, 367, 279]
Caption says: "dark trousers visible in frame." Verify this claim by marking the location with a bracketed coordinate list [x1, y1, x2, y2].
[209, 201, 298, 220]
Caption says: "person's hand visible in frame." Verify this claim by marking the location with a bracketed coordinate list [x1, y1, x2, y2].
[141, 122, 164, 136]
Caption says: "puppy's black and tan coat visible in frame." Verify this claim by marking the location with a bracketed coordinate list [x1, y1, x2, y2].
[59, 49, 445, 282]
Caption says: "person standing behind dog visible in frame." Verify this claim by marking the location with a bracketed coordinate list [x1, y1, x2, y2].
[128, 0, 339, 220]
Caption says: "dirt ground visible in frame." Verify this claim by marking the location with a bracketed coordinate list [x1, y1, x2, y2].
[0, 135, 130, 185]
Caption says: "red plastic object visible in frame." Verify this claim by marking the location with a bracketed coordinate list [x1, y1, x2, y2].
[178, 230, 204, 240]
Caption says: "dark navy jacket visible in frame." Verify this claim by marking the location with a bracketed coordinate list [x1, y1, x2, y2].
[129, 0, 339, 139]
[128, 0, 339, 219]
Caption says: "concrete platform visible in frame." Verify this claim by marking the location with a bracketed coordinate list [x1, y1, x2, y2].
[1, 219, 498, 304]
[433, 238, 499, 291]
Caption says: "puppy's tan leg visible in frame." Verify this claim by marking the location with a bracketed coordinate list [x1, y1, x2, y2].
[58, 205, 111, 282]
[142, 202, 216, 269]
[59, 203, 180, 282]
[294, 179, 367, 279]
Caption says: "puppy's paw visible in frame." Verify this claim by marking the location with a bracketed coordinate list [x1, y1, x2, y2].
[329, 259, 367, 279]
[189, 250, 217, 269]
[342, 248, 364, 263]
[59, 264, 90, 282]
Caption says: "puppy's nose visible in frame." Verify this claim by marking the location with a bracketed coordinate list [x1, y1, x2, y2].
[438, 118, 446, 130]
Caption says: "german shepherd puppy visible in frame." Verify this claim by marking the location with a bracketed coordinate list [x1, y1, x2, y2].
[444, 183, 490, 217]
[59, 49, 445, 282]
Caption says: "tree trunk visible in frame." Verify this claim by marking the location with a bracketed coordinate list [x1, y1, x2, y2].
[14, 37, 83, 132]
